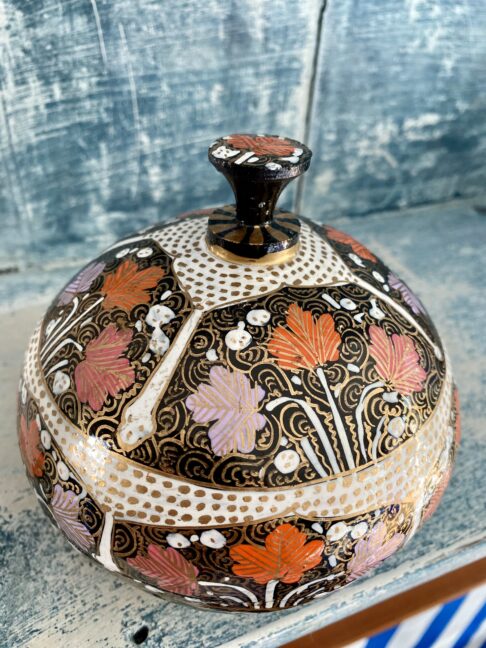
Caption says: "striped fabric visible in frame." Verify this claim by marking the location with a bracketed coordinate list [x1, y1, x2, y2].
[347, 583, 486, 648]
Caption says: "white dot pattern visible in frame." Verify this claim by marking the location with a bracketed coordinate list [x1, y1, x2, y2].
[148, 216, 355, 309]
[23, 324, 453, 528]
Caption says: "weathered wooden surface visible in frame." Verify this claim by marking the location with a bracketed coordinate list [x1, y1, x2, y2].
[301, 0, 486, 217]
[1, 0, 486, 272]
[1, 201, 485, 647]
[0, 0, 321, 270]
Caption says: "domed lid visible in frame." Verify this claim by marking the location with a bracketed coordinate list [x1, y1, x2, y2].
[32, 134, 448, 527]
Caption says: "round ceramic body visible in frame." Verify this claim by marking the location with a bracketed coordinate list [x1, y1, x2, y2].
[18, 136, 459, 612]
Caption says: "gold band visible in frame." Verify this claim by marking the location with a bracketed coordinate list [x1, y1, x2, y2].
[207, 241, 300, 266]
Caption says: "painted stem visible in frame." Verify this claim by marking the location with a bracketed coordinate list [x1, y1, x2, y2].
[301, 437, 327, 477]
[356, 381, 384, 459]
[316, 367, 355, 470]
[118, 308, 203, 449]
[45, 358, 68, 377]
[43, 297, 78, 343]
[371, 415, 386, 460]
[40, 296, 103, 361]
[96, 511, 119, 573]
[267, 397, 339, 474]
[265, 579, 279, 609]
[42, 337, 83, 367]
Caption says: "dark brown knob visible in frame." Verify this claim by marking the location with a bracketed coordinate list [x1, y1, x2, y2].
[207, 134, 312, 263]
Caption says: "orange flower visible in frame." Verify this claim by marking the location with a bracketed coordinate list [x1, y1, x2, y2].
[230, 523, 324, 585]
[102, 259, 164, 312]
[268, 304, 341, 371]
[19, 414, 45, 478]
[368, 325, 426, 396]
[325, 226, 377, 262]
[227, 134, 295, 157]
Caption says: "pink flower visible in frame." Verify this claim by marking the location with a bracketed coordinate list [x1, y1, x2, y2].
[347, 522, 405, 581]
[369, 325, 427, 395]
[50, 485, 93, 552]
[388, 273, 425, 315]
[186, 366, 266, 456]
[128, 544, 199, 596]
[58, 261, 105, 305]
[74, 324, 135, 411]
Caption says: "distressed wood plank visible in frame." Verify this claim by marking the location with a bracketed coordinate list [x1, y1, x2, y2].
[1, 200, 485, 647]
[0, 0, 321, 270]
[301, 0, 486, 219]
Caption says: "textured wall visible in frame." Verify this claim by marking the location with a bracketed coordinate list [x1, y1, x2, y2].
[0, 0, 485, 271]
[300, 0, 486, 217]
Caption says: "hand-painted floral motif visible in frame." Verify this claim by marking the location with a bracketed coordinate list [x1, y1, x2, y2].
[369, 325, 427, 395]
[268, 304, 341, 371]
[347, 522, 405, 581]
[227, 134, 295, 157]
[57, 261, 105, 305]
[74, 324, 135, 411]
[388, 272, 426, 315]
[18, 415, 44, 478]
[50, 485, 93, 552]
[325, 226, 377, 262]
[230, 523, 324, 585]
[127, 544, 199, 596]
[18, 140, 456, 613]
[186, 366, 266, 456]
[101, 259, 164, 312]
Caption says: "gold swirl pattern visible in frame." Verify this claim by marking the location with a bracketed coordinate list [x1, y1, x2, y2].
[17, 213, 457, 611]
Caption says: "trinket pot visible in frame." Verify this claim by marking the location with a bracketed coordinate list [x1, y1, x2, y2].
[18, 134, 459, 611]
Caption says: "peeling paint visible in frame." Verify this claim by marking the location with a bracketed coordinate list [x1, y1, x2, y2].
[0, 0, 485, 271]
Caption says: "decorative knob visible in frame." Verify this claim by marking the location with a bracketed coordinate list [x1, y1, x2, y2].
[207, 134, 312, 264]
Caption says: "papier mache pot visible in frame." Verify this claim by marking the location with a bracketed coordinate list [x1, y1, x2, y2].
[18, 134, 459, 612]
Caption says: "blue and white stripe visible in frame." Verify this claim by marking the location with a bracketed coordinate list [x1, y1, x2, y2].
[348, 583, 486, 648]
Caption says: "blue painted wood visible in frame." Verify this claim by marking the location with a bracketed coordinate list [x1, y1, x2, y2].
[0, 200, 485, 647]
[1, 0, 485, 273]
[0, 0, 321, 270]
[301, 0, 486, 218]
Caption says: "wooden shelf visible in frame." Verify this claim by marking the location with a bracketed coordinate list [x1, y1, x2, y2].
[284, 559, 486, 648]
